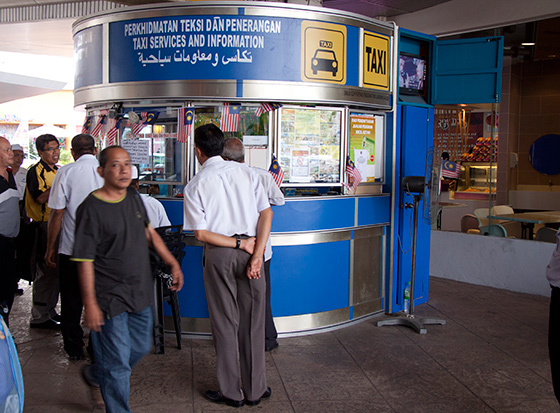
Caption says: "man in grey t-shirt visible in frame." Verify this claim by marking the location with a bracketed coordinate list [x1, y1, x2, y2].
[73, 146, 183, 411]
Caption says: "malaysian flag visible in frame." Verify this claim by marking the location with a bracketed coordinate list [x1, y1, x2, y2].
[106, 115, 122, 146]
[81, 115, 93, 134]
[442, 160, 461, 178]
[255, 103, 282, 117]
[131, 112, 148, 137]
[91, 114, 107, 138]
[144, 111, 159, 126]
[177, 107, 194, 143]
[268, 155, 284, 187]
[221, 103, 240, 132]
[345, 155, 362, 191]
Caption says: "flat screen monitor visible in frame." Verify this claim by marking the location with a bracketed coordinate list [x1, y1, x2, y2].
[399, 53, 427, 95]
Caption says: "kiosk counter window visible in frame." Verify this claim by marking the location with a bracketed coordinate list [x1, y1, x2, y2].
[119, 109, 186, 197]
[194, 105, 271, 170]
[278, 106, 342, 186]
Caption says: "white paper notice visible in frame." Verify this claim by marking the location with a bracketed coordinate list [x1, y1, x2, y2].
[354, 149, 368, 182]
[122, 139, 151, 164]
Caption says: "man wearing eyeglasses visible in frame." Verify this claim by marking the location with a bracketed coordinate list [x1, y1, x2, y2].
[25, 134, 61, 329]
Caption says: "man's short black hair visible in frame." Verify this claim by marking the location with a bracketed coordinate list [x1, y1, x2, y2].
[99, 145, 125, 168]
[194, 124, 224, 158]
[35, 134, 58, 152]
[71, 134, 96, 157]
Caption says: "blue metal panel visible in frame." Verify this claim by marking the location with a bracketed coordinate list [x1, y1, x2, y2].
[160, 199, 184, 226]
[162, 199, 288, 229]
[167, 245, 209, 318]
[272, 198, 355, 232]
[346, 25, 360, 86]
[270, 241, 350, 316]
[391, 104, 433, 312]
[433, 37, 503, 104]
[357, 195, 390, 226]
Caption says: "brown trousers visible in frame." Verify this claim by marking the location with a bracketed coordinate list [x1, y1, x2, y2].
[203, 244, 267, 401]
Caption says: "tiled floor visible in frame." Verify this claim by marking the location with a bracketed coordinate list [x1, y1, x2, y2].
[9, 277, 560, 412]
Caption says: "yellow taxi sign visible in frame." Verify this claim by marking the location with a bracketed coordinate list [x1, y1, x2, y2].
[362, 31, 390, 90]
[301, 21, 346, 84]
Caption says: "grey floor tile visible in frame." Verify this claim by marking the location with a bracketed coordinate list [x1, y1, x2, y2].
[23, 372, 90, 407]
[271, 344, 359, 373]
[293, 400, 395, 413]
[280, 368, 383, 402]
[23, 405, 95, 412]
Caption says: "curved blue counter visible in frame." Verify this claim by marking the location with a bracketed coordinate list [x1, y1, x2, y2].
[161, 193, 390, 336]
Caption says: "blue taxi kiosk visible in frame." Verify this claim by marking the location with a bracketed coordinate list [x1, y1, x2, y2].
[72, 2, 502, 336]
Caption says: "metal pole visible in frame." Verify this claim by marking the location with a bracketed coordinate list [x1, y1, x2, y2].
[409, 193, 421, 316]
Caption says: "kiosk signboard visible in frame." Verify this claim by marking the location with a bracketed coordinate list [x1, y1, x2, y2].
[73, 3, 394, 108]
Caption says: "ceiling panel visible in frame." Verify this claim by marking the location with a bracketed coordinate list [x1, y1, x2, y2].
[322, 0, 453, 18]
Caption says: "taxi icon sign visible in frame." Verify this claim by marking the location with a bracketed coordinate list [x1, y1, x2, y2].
[312, 49, 338, 76]
[301, 21, 346, 84]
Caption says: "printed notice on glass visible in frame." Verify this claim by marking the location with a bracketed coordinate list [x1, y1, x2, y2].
[290, 147, 311, 182]
[122, 139, 151, 164]
[349, 113, 385, 182]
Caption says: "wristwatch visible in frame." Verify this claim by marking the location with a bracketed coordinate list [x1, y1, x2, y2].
[235, 236, 241, 249]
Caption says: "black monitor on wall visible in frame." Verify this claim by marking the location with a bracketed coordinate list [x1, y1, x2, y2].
[399, 53, 427, 97]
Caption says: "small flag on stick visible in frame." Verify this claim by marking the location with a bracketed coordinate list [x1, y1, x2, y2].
[131, 112, 148, 137]
[177, 107, 194, 143]
[442, 160, 461, 178]
[255, 103, 282, 117]
[344, 155, 362, 191]
[81, 116, 92, 134]
[268, 154, 284, 187]
[221, 103, 240, 132]
[91, 114, 107, 138]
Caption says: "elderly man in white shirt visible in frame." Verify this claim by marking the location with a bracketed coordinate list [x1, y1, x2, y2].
[10, 144, 27, 200]
[45, 134, 104, 360]
[130, 166, 170, 228]
[222, 137, 284, 352]
[183, 124, 273, 408]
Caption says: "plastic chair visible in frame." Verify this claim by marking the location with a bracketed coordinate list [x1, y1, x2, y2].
[490, 205, 514, 216]
[152, 225, 185, 354]
[460, 214, 480, 234]
[473, 208, 490, 227]
[489, 205, 522, 238]
[479, 224, 508, 237]
[536, 227, 558, 243]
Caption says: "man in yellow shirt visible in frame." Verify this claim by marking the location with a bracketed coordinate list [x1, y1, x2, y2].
[25, 134, 60, 328]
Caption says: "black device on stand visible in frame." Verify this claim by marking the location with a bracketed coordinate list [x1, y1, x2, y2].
[376, 176, 446, 334]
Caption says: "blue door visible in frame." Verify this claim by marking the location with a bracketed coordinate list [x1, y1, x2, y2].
[433, 36, 504, 104]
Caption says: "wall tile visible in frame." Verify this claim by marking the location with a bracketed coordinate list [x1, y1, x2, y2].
[521, 60, 543, 77]
[519, 96, 541, 115]
[540, 96, 560, 115]
[518, 170, 540, 185]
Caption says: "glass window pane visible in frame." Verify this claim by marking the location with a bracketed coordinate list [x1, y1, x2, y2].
[278, 107, 341, 184]
[122, 109, 184, 186]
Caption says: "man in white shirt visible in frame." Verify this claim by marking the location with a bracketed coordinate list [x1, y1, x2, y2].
[11, 144, 27, 200]
[45, 134, 104, 360]
[183, 124, 273, 408]
[11, 143, 30, 293]
[130, 165, 171, 228]
[222, 137, 284, 352]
